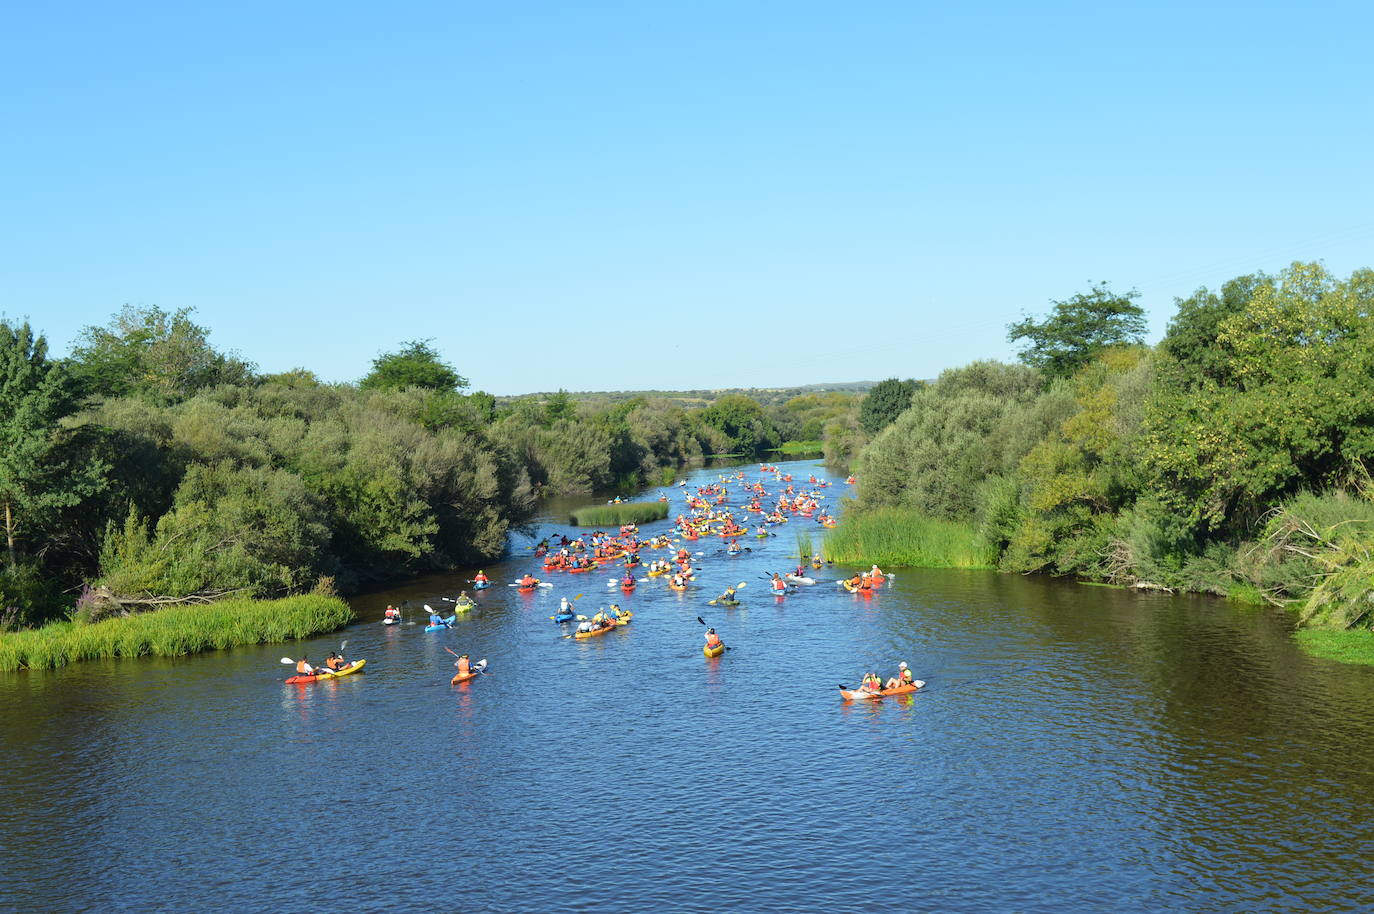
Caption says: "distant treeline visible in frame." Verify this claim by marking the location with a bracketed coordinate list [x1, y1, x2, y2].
[0, 310, 860, 628]
[830, 263, 1374, 632]
[500, 381, 874, 409]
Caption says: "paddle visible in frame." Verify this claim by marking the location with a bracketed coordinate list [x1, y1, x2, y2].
[547, 593, 586, 620]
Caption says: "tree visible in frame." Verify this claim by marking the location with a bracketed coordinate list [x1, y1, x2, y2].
[1008, 283, 1146, 379]
[69, 305, 256, 403]
[359, 340, 467, 393]
[858, 378, 920, 434]
[0, 321, 107, 568]
[697, 395, 778, 455]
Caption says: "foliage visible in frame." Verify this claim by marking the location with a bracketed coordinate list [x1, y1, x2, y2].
[0, 594, 352, 672]
[359, 339, 468, 393]
[568, 502, 670, 526]
[858, 378, 920, 434]
[697, 395, 779, 455]
[1008, 283, 1146, 379]
[1292, 629, 1374, 667]
[824, 506, 997, 568]
[68, 305, 255, 403]
[0, 321, 108, 572]
[1142, 263, 1374, 535]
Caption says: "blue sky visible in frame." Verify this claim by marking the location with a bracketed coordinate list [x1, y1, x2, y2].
[5, 1, 1371, 394]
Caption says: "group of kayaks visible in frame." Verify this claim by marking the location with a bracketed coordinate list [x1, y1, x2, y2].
[289, 464, 924, 701]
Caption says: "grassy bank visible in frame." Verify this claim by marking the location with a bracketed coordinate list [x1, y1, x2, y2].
[569, 501, 670, 526]
[772, 440, 823, 455]
[1293, 628, 1374, 667]
[0, 594, 353, 672]
[824, 507, 998, 568]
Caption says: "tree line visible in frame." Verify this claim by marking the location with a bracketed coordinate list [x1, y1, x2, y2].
[837, 262, 1374, 629]
[0, 308, 857, 628]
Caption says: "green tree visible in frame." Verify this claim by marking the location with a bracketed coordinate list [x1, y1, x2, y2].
[697, 395, 778, 455]
[0, 321, 107, 568]
[858, 378, 920, 434]
[1008, 283, 1146, 379]
[1143, 262, 1374, 534]
[359, 340, 467, 393]
[69, 305, 256, 403]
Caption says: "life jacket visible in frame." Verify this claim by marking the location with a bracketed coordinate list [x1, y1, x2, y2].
[297, 660, 310, 675]
[771, 579, 786, 592]
[705, 633, 721, 647]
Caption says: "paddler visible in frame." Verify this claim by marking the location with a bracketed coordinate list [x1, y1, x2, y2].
[770, 573, 787, 593]
[384, 604, 401, 622]
[717, 586, 738, 604]
[473, 570, 489, 586]
[519, 573, 539, 588]
[295, 655, 319, 677]
[324, 651, 344, 671]
[622, 571, 636, 588]
[726, 542, 742, 555]
[884, 662, 914, 690]
[704, 628, 722, 650]
[453, 653, 472, 676]
[558, 596, 572, 615]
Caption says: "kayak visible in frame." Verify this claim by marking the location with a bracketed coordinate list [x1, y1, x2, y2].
[472, 581, 491, 590]
[517, 582, 540, 592]
[573, 612, 633, 639]
[785, 574, 815, 585]
[621, 583, 636, 593]
[286, 659, 366, 684]
[382, 617, 400, 625]
[841, 581, 872, 594]
[717, 598, 741, 607]
[667, 582, 688, 592]
[451, 669, 481, 684]
[703, 641, 726, 658]
[425, 616, 456, 631]
[839, 680, 925, 701]
[453, 601, 475, 613]
[553, 612, 575, 623]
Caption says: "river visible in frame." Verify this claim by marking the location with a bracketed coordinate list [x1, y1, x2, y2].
[3, 458, 1373, 912]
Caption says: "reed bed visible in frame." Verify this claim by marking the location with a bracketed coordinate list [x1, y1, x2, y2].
[1293, 629, 1374, 667]
[823, 507, 997, 569]
[795, 531, 815, 563]
[0, 594, 353, 672]
[569, 501, 670, 526]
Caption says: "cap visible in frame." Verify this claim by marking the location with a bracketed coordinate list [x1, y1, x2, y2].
[899, 662, 908, 669]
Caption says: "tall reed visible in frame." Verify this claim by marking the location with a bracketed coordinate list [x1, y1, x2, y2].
[569, 502, 670, 526]
[824, 507, 997, 568]
[0, 595, 353, 672]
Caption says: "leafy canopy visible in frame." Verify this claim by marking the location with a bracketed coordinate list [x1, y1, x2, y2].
[359, 340, 468, 393]
[1008, 283, 1146, 379]
[858, 378, 920, 435]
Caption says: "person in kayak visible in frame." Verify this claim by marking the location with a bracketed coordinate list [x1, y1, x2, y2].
[622, 571, 636, 588]
[473, 571, 489, 586]
[848, 573, 863, 590]
[717, 586, 738, 604]
[884, 662, 914, 690]
[384, 604, 401, 623]
[861, 672, 881, 693]
[608, 603, 627, 623]
[726, 542, 742, 555]
[770, 573, 787, 593]
[324, 651, 344, 672]
[453, 654, 472, 676]
[704, 628, 722, 650]
[590, 610, 615, 631]
[429, 609, 446, 627]
[295, 656, 319, 677]
[558, 596, 572, 616]
[519, 573, 539, 588]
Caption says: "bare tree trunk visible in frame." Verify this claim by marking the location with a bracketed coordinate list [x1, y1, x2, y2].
[4, 500, 14, 570]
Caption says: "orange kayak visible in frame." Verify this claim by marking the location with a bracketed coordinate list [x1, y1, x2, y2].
[839, 680, 924, 701]
[573, 611, 633, 639]
[451, 670, 480, 684]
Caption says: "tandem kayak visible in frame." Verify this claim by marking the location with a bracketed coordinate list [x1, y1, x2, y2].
[838, 680, 925, 701]
[573, 612, 633, 639]
[703, 642, 726, 658]
[425, 616, 456, 631]
[286, 659, 366, 684]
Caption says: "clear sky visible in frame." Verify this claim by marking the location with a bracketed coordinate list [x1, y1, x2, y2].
[4, 1, 1372, 395]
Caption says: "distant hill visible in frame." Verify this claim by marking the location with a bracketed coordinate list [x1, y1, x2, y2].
[497, 381, 877, 408]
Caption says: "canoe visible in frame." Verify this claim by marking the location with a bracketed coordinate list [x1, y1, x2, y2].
[286, 659, 366, 684]
[838, 680, 925, 701]
[703, 641, 726, 658]
[425, 616, 456, 631]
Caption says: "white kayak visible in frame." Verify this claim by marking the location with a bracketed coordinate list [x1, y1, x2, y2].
[785, 574, 815, 585]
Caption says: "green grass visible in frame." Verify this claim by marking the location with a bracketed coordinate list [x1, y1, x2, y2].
[0, 594, 353, 672]
[1293, 628, 1374, 667]
[795, 531, 814, 563]
[771, 440, 824, 455]
[824, 506, 998, 569]
[569, 501, 671, 526]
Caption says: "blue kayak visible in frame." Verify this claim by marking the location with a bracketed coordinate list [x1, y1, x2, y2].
[554, 612, 575, 623]
[472, 581, 490, 590]
[425, 615, 455, 632]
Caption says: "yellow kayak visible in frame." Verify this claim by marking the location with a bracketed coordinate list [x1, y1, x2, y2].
[286, 659, 366, 684]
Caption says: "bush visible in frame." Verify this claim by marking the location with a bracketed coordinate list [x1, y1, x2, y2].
[824, 506, 997, 568]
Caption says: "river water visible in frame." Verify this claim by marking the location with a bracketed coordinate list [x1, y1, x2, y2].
[3, 458, 1374, 912]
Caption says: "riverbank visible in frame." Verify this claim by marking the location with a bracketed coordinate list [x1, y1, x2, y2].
[0, 594, 353, 672]
[1293, 628, 1374, 667]
[823, 506, 997, 568]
